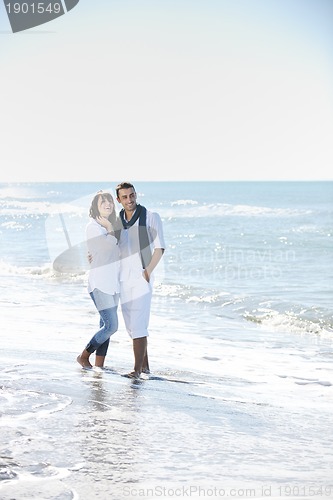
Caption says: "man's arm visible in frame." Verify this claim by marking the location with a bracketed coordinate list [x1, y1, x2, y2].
[143, 248, 164, 282]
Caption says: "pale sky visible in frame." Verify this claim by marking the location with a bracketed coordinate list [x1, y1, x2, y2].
[0, 0, 332, 182]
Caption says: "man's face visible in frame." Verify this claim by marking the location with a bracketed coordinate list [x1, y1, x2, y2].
[117, 188, 137, 213]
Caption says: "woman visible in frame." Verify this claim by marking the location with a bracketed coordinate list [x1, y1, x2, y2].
[77, 191, 120, 369]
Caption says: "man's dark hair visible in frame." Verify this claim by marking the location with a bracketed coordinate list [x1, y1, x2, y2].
[115, 181, 135, 198]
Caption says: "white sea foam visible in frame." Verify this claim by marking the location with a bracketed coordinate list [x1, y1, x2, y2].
[171, 199, 199, 206]
[0, 199, 87, 217]
[161, 202, 313, 219]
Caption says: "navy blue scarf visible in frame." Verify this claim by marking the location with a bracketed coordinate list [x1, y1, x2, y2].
[119, 204, 152, 269]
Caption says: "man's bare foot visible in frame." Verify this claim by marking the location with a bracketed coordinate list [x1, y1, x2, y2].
[121, 371, 140, 379]
[95, 355, 105, 368]
[76, 355, 92, 369]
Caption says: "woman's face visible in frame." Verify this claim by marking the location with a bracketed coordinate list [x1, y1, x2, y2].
[98, 195, 114, 218]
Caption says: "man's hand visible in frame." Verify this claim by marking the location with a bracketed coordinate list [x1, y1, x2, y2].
[143, 269, 150, 282]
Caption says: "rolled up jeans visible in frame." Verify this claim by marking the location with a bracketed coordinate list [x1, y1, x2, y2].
[86, 288, 119, 356]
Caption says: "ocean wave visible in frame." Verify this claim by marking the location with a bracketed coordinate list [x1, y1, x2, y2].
[171, 199, 199, 206]
[0, 261, 87, 282]
[0, 196, 316, 220]
[155, 283, 333, 338]
[243, 308, 333, 338]
[0, 261, 51, 276]
[0, 185, 40, 200]
[0, 387, 72, 423]
[0, 199, 87, 217]
[199, 203, 313, 217]
[291, 224, 332, 236]
[163, 203, 312, 218]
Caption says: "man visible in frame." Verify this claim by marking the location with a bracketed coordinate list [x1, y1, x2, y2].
[116, 181, 165, 378]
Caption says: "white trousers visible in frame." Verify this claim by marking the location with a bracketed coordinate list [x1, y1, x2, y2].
[120, 277, 152, 339]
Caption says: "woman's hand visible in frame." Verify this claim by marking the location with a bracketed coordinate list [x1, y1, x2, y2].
[96, 216, 112, 232]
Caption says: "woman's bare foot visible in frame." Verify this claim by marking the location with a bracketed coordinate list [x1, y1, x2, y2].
[76, 354, 92, 369]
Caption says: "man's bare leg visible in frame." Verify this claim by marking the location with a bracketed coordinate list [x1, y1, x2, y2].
[142, 344, 150, 374]
[130, 336, 147, 377]
[95, 355, 106, 368]
[77, 349, 92, 369]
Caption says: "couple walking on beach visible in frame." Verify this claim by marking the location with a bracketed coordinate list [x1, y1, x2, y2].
[76, 181, 165, 379]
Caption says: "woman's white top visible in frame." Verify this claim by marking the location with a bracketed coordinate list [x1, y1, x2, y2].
[86, 218, 120, 295]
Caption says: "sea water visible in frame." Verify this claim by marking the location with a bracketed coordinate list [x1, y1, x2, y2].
[0, 181, 332, 499]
